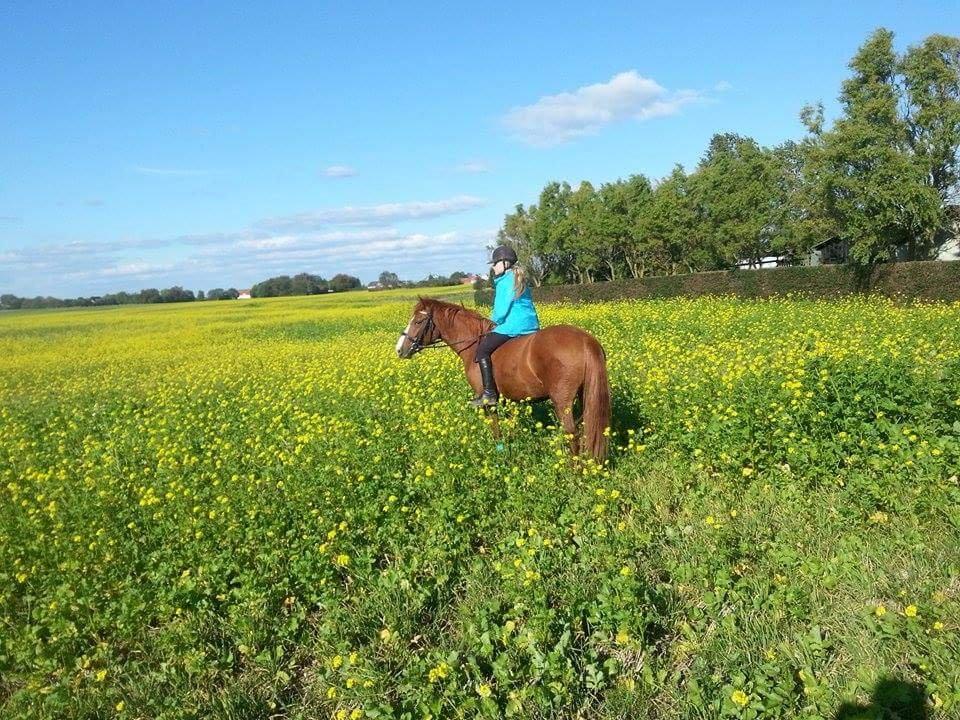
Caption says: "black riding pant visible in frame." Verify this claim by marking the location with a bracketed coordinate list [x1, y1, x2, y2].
[475, 332, 512, 363]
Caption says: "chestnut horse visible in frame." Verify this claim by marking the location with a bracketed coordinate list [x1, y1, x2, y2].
[396, 298, 610, 460]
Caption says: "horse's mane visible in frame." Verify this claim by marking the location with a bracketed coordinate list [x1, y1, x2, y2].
[415, 297, 493, 333]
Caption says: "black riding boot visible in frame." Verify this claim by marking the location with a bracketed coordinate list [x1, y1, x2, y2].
[470, 357, 499, 407]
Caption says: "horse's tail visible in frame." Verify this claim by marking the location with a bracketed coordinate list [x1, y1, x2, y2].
[582, 338, 611, 461]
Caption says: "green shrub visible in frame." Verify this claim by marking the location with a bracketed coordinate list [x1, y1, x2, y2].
[475, 261, 960, 305]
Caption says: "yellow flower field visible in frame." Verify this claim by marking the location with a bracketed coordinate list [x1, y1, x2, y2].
[1, 289, 959, 718]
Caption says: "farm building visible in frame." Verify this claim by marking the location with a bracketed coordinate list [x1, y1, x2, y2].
[937, 235, 960, 261]
[806, 238, 850, 266]
[733, 205, 960, 269]
[734, 255, 792, 269]
[237, 289, 252, 299]
[807, 205, 960, 266]
[807, 234, 960, 266]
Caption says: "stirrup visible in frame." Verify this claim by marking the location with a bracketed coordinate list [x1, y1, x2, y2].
[470, 392, 499, 408]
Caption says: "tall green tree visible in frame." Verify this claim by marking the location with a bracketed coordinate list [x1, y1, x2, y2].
[560, 181, 603, 283]
[769, 140, 835, 260]
[378, 271, 401, 288]
[693, 133, 785, 267]
[290, 273, 329, 295]
[496, 204, 548, 286]
[636, 166, 702, 274]
[0, 294, 21, 310]
[900, 34, 960, 208]
[532, 182, 574, 283]
[329, 274, 361, 292]
[596, 175, 653, 280]
[802, 29, 944, 263]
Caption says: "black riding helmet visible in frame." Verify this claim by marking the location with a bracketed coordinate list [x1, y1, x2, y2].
[490, 245, 518, 265]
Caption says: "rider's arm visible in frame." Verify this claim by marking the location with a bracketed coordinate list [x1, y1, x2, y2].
[490, 276, 515, 326]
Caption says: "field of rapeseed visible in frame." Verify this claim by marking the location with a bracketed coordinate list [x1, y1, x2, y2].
[2, 288, 959, 719]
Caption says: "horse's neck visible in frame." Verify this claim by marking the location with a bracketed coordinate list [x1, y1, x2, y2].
[436, 311, 480, 360]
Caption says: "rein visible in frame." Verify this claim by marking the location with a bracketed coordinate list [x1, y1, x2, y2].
[402, 308, 484, 354]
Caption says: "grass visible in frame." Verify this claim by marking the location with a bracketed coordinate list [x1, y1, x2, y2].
[1, 291, 958, 719]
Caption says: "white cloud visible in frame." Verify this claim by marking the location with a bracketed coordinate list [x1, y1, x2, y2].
[255, 195, 485, 231]
[65, 261, 175, 281]
[0, 196, 492, 295]
[224, 230, 494, 278]
[502, 70, 700, 147]
[134, 166, 208, 177]
[455, 161, 491, 174]
[322, 165, 358, 178]
[715, 80, 733, 92]
[233, 228, 400, 252]
[99, 261, 171, 277]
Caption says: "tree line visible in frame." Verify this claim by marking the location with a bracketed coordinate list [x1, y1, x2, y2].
[0, 286, 216, 310]
[374, 270, 473, 289]
[250, 272, 361, 297]
[1, 266, 470, 310]
[496, 29, 960, 285]
[0, 273, 367, 311]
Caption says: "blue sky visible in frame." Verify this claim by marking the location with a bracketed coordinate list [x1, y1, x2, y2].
[1, 1, 956, 296]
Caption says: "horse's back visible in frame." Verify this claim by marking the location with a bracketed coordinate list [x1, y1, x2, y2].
[530, 324, 603, 357]
[495, 325, 594, 356]
[492, 325, 602, 398]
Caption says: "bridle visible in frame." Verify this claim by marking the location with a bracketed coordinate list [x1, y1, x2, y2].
[401, 308, 484, 356]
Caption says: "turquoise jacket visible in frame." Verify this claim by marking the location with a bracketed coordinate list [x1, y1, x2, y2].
[490, 269, 540, 337]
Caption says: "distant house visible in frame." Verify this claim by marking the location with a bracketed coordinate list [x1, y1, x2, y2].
[937, 236, 960, 261]
[807, 238, 850, 266]
[460, 273, 487, 285]
[936, 206, 960, 261]
[806, 206, 960, 266]
[366, 281, 385, 291]
[237, 289, 252, 299]
[734, 255, 792, 270]
[808, 233, 960, 266]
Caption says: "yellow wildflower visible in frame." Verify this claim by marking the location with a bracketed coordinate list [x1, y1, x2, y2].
[428, 662, 450, 682]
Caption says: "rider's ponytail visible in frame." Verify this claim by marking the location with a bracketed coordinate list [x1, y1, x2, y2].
[512, 264, 527, 299]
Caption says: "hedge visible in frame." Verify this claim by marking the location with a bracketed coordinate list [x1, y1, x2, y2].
[474, 261, 960, 306]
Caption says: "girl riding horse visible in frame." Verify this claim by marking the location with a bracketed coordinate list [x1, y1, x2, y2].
[471, 245, 540, 407]
[395, 248, 611, 460]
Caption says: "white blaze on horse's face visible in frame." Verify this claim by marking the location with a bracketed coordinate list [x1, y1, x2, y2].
[396, 317, 413, 357]
[396, 310, 428, 358]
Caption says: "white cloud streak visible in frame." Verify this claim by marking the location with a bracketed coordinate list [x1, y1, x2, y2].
[1, 196, 491, 295]
[255, 195, 485, 231]
[322, 165, 358, 178]
[502, 70, 700, 147]
[133, 166, 209, 177]
[455, 161, 491, 174]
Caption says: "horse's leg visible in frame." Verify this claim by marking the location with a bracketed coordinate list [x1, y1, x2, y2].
[486, 407, 502, 441]
[552, 393, 579, 458]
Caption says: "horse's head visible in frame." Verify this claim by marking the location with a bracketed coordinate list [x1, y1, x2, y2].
[395, 299, 442, 359]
